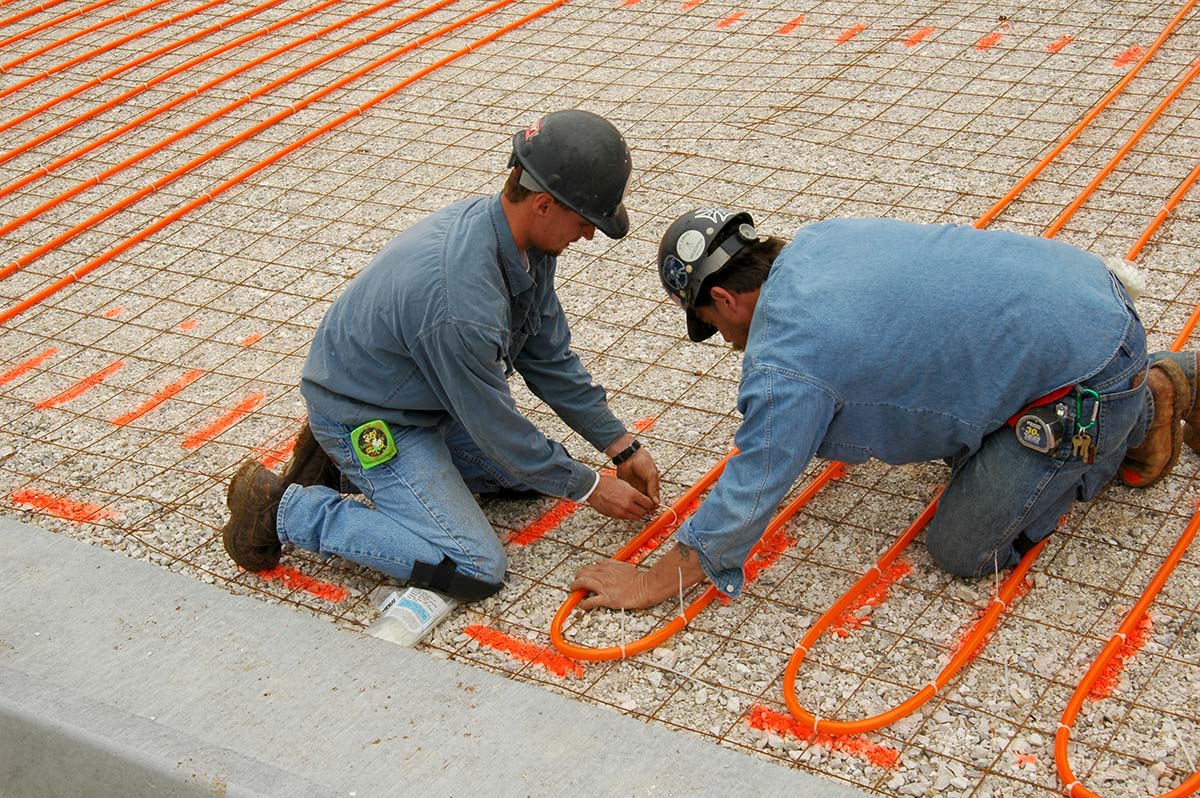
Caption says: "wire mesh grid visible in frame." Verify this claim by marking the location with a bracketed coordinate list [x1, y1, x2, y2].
[1, 0, 1199, 794]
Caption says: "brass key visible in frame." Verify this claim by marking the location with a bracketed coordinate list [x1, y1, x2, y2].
[1072, 431, 1093, 463]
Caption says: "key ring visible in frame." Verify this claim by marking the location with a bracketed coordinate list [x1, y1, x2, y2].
[1075, 387, 1100, 431]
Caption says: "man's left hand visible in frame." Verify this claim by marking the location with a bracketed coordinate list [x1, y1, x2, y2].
[610, 439, 660, 504]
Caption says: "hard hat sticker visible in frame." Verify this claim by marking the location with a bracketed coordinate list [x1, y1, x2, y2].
[676, 229, 707, 262]
[693, 208, 733, 225]
[351, 419, 397, 469]
[663, 255, 690, 291]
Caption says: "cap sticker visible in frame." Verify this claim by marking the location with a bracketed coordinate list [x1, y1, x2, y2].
[662, 254, 690, 293]
[693, 207, 733, 225]
[676, 229, 706, 262]
[524, 117, 543, 140]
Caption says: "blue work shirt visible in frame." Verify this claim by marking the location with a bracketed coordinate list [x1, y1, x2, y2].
[300, 194, 626, 501]
[676, 218, 1137, 596]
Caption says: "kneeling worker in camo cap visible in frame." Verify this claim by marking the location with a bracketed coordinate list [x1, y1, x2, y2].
[222, 110, 660, 601]
[573, 209, 1200, 610]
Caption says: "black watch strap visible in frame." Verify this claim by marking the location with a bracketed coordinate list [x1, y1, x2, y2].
[611, 439, 641, 466]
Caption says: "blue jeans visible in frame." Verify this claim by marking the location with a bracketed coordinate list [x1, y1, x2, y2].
[925, 321, 1152, 578]
[276, 408, 537, 585]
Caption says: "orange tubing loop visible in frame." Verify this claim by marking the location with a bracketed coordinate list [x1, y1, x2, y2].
[782, 489, 1047, 734]
[550, 460, 846, 661]
[1054, 514, 1200, 798]
[0, 0, 461, 254]
[1055, 188, 1200, 798]
[0, 0, 241, 105]
[1044, 58, 1200, 239]
[0, 0, 405, 194]
[973, 0, 1196, 229]
[0, 0, 574, 325]
[0, 0, 173, 73]
[0, 0, 124, 44]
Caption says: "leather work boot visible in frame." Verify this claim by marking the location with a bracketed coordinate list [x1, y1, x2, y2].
[222, 460, 285, 571]
[1168, 352, 1200, 453]
[1118, 358, 1189, 488]
[279, 420, 341, 490]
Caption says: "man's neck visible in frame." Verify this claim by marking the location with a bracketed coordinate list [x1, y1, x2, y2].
[500, 194, 531, 251]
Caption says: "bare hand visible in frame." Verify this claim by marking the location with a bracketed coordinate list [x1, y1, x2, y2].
[586, 474, 656, 520]
[571, 559, 655, 610]
[616, 447, 660, 505]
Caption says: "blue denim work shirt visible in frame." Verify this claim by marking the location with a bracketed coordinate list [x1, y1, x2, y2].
[676, 218, 1138, 596]
[300, 194, 626, 501]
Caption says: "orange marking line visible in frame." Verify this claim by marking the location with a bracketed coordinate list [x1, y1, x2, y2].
[258, 436, 297, 471]
[179, 319, 197, 331]
[465, 624, 584, 678]
[835, 23, 865, 43]
[680, 0, 700, 8]
[181, 392, 265, 449]
[508, 417, 657, 547]
[716, 9, 743, 27]
[831, 559, 911, 637]
[255, 564, 349, 602]
[0, 346, 57, 386]
[1016, 752, 1038, 767]
[717, 506, 807, 606]
[904, 26, 934, 46]
[976, 31, 1003, 50]
[951, 579, 1031, 660]
[1047, 34, 1073, 52]
[776, 13, 803, 34]
[112, 367, 203, 426]
[11, 488, 119, 522]
[1088, 614, 1152, 700]
[102, 306, 123, 318]
[622, 0, 639, 5]
[34, 359, 124, 410]
[1113, 44, 1143, 67]
[241, 333, 263, 347]
[747, 705, 900, 769]
[629, 495, 700, 564]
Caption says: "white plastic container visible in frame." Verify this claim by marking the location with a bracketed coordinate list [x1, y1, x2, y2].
[366, 586, 456, 647]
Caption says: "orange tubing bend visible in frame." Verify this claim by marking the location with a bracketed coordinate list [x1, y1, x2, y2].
[0, 0, 124, 46]
[0, 0, 461, 257]
[0, 0, 574, 325]
[782, 491, 1045, 734]
[973, 0, 1197, 229]
[0, 0, 172, 73]
[0, 0, 236, 104]
[551, 459, 845, 661]
[1043, 58, 1200, 239]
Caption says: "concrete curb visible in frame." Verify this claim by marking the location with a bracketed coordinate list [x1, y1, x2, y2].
[0, 517, 870, 798]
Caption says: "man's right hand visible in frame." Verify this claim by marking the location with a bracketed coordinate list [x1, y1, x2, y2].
[586, 474, 657, 520]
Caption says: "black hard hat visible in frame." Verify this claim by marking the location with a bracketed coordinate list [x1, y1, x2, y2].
[508, 110, 632, 239]
[658, 207, 757, 341]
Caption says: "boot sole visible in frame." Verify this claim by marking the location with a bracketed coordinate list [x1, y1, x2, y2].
[1119, 360, 1189, 488]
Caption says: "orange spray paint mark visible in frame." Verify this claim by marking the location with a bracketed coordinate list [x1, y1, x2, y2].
[747, 705, 900, 768]
[680, 0, 701, 9]
[1047, 34, 1073, 52]
[112, 368, 204, 426]
[622, 0, 639, 5]
[258, 436, 297, 471]
[255, 564, 349, 602]
[508, 417, 657, 547]
[11, 488, 120, 522]
[1113, 45, 1143, 68]
[629, 496, 701, 564]
[976, 32, 1003, 50]
[465, 624, 585, 678]
[179, 319, 197, 331]
[102, 306, 123, 318]
[1016, 752, 1038, 767]
[831, 559, 912, 637]
[0, 347, 57, 386]
[181, 392, 265, 449]
[241, 333, 263, 347]
[716, 9, 743, 27]
[35, 360, 125, 410]
[904, 26, 934, 47]
[1088, 614, 1153, 700]
[776, 13, 804, 34]
[835, 23, 865, 43]
[718, 513, 804, 606]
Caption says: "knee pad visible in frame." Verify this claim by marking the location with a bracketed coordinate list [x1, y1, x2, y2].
[410, 556, 503, 601]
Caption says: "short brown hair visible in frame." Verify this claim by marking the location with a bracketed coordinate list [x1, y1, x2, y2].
[503, 169, 533, 203]
[694, 236, 785, 307]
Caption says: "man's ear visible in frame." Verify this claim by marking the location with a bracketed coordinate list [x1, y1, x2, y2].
[708, 286, 737, 312]
[531, 192, 555, 217]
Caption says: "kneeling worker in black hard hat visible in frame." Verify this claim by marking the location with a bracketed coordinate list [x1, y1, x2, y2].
[220, 110, 661, 601]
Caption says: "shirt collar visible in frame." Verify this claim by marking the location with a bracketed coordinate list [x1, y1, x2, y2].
[488, 193, 535, 295]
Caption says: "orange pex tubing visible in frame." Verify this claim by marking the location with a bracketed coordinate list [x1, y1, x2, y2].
[0, 0, 172, 73]
[0, 0, 574, 325]
[0, 0, 120, 43]
[550, 458, 845, 661]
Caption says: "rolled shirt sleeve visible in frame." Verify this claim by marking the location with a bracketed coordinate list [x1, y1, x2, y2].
[412, 318, 598, 501]
[676, 363, 837, 597]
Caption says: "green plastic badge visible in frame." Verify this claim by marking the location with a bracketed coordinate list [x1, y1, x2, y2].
[351, 419, 396, 469]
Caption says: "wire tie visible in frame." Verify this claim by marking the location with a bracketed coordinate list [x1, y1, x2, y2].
[663, 506, 679, 527]
[812, 714, 822, 733]
[992, 596, 1007, 610]
[204, 192, 216, 202]
[1065, 781, 1080, 795]
[619, 607, 627, 660]
[1057, 723, 1071, 734]
[677, 567, 687, 623]
[797, 644, 809, 657]
[869, 564, 881, 577]
[1115, 632, 1126, 643]
[928, 680, 939, 695]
